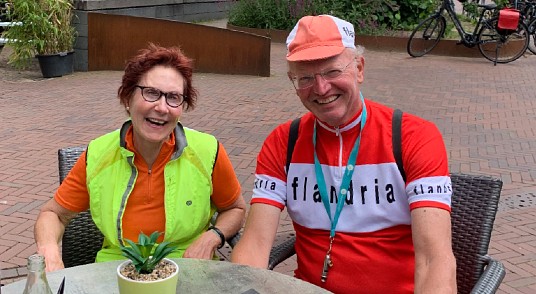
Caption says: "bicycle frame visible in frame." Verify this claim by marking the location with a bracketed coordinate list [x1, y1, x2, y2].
[435, 0, 496, 46]
[407, 0, 529, 63]
[516, 0, 536, 27]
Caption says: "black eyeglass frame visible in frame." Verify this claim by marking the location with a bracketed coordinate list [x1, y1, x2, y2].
[135, 85, 185, 108]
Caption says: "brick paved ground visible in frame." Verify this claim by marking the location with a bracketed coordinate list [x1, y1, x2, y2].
[1, 33, 535, 292]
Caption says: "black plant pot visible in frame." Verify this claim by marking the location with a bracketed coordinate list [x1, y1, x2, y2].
[36, 51, 74, 78]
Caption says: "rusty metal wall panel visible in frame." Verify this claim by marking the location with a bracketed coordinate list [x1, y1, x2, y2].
[88, 13, 270, 76]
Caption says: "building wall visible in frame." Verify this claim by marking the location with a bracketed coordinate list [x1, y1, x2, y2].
[73, 0, 233, 71]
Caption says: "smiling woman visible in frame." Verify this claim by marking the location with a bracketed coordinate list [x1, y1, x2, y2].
[33, 43, 247, 271]
[124, 65, 185, 160]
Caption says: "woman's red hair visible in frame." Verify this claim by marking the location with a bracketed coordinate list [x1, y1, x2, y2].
[118, 43, 197, 111]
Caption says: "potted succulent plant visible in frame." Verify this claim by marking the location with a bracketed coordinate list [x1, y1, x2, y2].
[1, 0, 76, 78]
[117, 231, 179, 294]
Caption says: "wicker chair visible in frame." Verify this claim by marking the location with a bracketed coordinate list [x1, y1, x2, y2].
[58, 146, 241, 267]
[268, 173, 506, 294]
[58, 146, 103, 268]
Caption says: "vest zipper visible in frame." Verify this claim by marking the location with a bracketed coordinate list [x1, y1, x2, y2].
[147, 168, 152, 204]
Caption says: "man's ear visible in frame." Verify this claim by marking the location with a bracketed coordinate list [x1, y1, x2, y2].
[356, 56, 365, 83]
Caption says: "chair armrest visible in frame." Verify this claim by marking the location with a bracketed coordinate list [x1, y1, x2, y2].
[268, 236, 296, 270]
[62, 210, 104, 268]
[470, 256, 506, 294]
[227, 231, 241, 248]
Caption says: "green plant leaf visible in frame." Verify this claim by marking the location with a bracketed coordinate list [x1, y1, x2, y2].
[138, 232, 149, 246]
[149, 231, 160, 243]
[119, 231, 176, 274]
[153, 241, 177, 261]
[123, 239, 143, 255]
[121, 248, 145, 265]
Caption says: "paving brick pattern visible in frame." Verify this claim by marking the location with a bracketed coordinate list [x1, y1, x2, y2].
[1, 39, 535, 292]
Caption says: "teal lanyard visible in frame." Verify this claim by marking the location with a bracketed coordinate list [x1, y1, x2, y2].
[313, 93, 367, 238]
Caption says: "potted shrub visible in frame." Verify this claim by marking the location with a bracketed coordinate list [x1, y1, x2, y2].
[117, 231, 179, 294]
[1, 0, 76, 78]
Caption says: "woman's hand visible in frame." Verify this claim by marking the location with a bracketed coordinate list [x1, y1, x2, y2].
[34, 198, 77, 271]
[38, 244, 65, 272]
[182, 231, 222, 259]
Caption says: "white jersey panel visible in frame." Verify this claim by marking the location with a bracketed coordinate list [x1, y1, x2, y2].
[407, 175, 452, 206]
[253, 174, 287, 206]
[286, 162, 410, 233]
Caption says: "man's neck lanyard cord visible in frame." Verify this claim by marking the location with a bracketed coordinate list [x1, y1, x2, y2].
[313, 92, 367, 282]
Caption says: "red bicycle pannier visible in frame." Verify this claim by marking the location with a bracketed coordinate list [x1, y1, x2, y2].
[497, 8, 520, 31]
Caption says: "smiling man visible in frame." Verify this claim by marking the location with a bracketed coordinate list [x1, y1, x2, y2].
[232, 15, 457, 293]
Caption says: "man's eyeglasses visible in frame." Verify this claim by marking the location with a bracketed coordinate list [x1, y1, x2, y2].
[135, 85, 185, 108]
[289, 59, 356, 90]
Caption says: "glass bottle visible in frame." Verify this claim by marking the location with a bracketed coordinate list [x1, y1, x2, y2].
[22, 254, 53, 294]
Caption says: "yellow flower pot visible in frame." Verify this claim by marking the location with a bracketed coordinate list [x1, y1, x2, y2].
[116, 258, 179, 294]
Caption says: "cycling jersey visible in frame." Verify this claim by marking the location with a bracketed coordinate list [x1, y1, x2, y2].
[252, 99, 452, 293]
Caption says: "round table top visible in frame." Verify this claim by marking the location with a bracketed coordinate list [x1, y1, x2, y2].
[1, 258, 331, 293]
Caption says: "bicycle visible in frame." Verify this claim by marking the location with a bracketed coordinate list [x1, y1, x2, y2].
[407, 0, 529, 64]
[512, 0, 536, 54]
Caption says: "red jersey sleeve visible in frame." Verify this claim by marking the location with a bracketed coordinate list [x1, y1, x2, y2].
[402, 114, 452, 212]
[250, 121, 291, 210]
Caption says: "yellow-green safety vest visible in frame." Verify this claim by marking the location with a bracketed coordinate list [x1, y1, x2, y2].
[86, 121, 218, 262]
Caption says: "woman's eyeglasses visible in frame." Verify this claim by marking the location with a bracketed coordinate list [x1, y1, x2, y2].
[135, 85, 185, 108]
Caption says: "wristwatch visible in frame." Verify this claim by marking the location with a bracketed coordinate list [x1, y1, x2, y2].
[208, 226, 225, 249]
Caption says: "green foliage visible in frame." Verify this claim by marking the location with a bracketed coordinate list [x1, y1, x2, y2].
[1, 0, 76, 69]
[120, 232, 177, 275]
[326, 0, 401, 35]
[493, 0, 510, 9]
[397, 0, 438, 29]
[228, 0, 323, 30]
[228, 0, 438, 35]
[462, 1, 480, 20]
[462, 0, 512, 20]
[459, 0, 511, 27]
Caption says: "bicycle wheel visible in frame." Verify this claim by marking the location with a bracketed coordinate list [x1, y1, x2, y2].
[478, 17, 529, 64]
[407, 15, 446, 57]
[527, 17, 536, 55]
